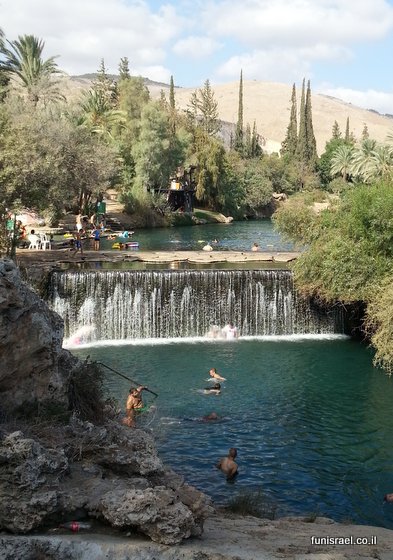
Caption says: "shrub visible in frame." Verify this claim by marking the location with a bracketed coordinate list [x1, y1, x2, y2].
[226, 488, 277, 520]
[68, 359, 108, 424]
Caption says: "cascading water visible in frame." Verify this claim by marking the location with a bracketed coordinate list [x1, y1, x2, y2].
[49, 269, 344, 342]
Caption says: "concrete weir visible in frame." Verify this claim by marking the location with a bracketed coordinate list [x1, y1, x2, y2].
[16, 248, 301, 268]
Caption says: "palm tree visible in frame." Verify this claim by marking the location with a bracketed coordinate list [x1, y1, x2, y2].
[0, 28, 10, 100]
[78, 89, 126, 137]
[330, 144, 354, 182]
[351, 138, 377, 181]
[0, 34, 63, 106]
[367, 145, 393, 182]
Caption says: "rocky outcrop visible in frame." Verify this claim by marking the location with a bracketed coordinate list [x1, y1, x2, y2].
[0, 419, 211, 544]
[0, 258, 212, 544]
[0, 258, 73, 413]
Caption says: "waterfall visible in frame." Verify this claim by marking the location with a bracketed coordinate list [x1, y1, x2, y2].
[49, 269, 344, 341]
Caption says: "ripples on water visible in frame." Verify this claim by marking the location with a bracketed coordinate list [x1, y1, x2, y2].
[71, 338, 393, 529]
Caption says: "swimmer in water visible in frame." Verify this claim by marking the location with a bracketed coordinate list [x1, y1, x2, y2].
[216, 447, 238, 481]
[204, 382, 221, 395]
[209, 367, 226, 381]
[202, 412, 219, 422]
[122, 386, 147, 427]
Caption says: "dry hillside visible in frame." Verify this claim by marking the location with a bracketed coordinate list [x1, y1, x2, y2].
[61, 75, 393, 155]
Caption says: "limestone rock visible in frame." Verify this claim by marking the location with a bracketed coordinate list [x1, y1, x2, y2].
[0, 258, 71, 413]
[0, 422, 211, 543]
[98, 487, 195, 544]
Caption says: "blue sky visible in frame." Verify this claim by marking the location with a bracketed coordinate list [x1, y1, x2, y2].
[2, 0, 393, 114]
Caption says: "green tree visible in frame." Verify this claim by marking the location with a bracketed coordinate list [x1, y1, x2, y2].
[318, 137, 347, 187]
[281, 83, 297, 158]
[235, 69, 244, 153]
[251, 121, 262, 157]
[274, 183, 393, 304]
[0, 102, 118, 218]
[351, 138, 377, 181]
[194, 129, 227, 208]
[78, 89, 125, 137]
[331, 120, 341, 140]
[118, 57, 131, 81]
[0, 28, 9, 102]
[94, 59, 118, 107]
[131, 101, 188, 196]
[0, 34, 63, 106]
[296, 79, 307, 162]
[345, 117, 350, 142]
[168, 75, 176, 135]
[188, 79, 219, 136]
[169, 75, 175, 111]
[244, 123, 252, 158]
[305, 80, 317, 166]
[240, 158, 273, 216]
[330, 144, 354, 182]
[362, 123, 369, 140]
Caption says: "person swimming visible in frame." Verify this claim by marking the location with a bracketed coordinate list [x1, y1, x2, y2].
[201, 412, 219, 422]
[204, 382, 221, 394]
[209, 368, 226, 381]
[122, 386, 148, 427]
[216, 447, 238, 481]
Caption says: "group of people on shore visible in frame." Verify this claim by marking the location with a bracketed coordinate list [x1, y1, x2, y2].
[71, 212, 106, 256]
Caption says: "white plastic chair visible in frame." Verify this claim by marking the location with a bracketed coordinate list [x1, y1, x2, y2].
[28, 234, 40, 249]
[39, 233, 51, 250]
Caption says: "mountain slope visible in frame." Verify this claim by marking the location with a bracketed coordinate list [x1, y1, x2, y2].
[62, 75, 393, 155]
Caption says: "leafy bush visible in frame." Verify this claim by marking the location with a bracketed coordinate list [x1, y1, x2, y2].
[365, 278, 393, 375]
[274, 181, 393, 372]
[226, 488, 277, 520]
[68, 360, 108, 424]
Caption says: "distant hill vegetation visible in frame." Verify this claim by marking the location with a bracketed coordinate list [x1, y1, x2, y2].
[61, 74, 393, 155]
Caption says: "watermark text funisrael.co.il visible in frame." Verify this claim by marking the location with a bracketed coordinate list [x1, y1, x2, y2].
[310, 535, 377, 546]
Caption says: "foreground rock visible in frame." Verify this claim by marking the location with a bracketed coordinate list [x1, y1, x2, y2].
[0, 258, 74, 412]
[0, 258, 211, 544]
[1, 513, 393, 559]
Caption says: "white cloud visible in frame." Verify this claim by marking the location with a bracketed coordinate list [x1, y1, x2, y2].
[216, 49, 310, 83]
[133, 64, 171, 84]
[0, 0, 185, 75]
[202, 0, 393, 48]
[215, 42, 351, 84]
[172, 36, 220, 59]
[316, 85, 393, 115]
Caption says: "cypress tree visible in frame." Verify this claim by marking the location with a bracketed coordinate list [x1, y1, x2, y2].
[187, 80, 219, 136]
[345, 117, 350, 142]
[244, 123, 252, 157]
[305, 80, 317, 165]
[235, 69, 244, 153]
[362, 123, 369, 140]
[332, 120, 341, 139]
[94, 58, 117, 106]
[296, 78, 307, 161]
[118, 57, 130, 81]
[169, 75, 175, 110]
[251, 120, 261, 157]
[281, 83, 298, 157]
[169, 75, 176, 135]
